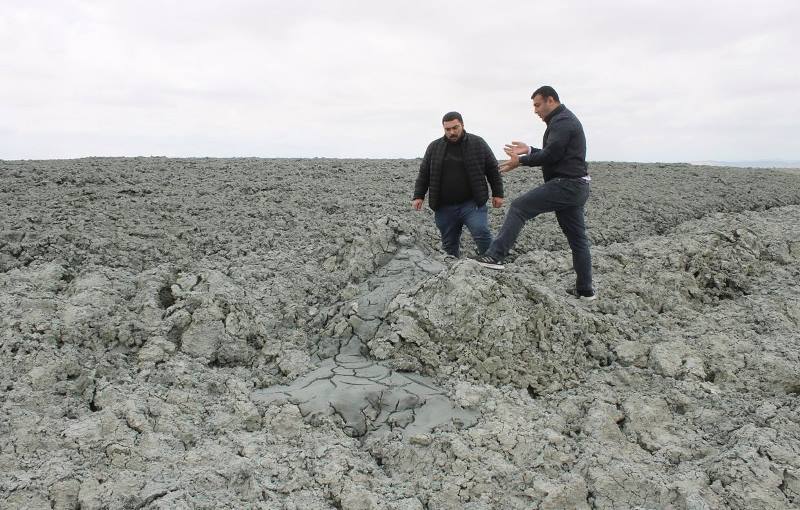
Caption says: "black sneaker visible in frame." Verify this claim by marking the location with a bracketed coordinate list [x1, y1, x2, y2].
[566, 287, 597, 301]
[471, 254, 505, 270]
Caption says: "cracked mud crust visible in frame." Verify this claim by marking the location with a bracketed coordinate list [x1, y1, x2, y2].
[1, 158, 799, 509]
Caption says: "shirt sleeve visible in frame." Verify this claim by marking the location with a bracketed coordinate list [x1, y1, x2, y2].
[483, 141, 503, 198]
[520, 118, 570, 167]
[413, 144, 432, 199]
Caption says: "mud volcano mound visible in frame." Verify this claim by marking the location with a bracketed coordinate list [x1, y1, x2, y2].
[1, 158, 799, 509]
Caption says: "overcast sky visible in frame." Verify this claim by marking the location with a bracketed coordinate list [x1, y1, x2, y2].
[2, 1, 799, 162]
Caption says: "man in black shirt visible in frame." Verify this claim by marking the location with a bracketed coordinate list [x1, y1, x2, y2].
[473, 86, 595, 300]
[413, 112, 504, 257]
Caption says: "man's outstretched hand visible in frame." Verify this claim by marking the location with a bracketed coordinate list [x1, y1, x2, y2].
[499, 152, 520, 173]
[504, 141, 529, 156]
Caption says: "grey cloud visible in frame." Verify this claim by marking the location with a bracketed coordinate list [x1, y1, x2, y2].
[1, 0, 798, 161]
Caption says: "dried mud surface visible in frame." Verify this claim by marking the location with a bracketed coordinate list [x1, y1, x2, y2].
[1, 157, 799, 509]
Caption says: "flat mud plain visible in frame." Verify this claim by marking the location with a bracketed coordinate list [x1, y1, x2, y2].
[1, 157, 799, 509]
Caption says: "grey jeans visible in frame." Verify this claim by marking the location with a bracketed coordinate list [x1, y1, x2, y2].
[486, 177, 593, 292]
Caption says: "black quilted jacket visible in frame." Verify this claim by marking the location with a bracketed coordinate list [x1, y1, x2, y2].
[413, 132, 503, 211]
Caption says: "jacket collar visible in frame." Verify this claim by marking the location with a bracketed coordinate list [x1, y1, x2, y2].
[544, 104, 565, 125]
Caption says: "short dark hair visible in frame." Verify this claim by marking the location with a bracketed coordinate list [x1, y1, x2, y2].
[531, 86, 560, 102]
[442, 111, 463, 124]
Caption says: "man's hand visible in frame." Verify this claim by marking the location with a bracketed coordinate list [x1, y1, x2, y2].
[499, 152, 520, 173]
[412, 198, 424, 210]
[491, 197, 504, 208]
[504, 141, 529, 156]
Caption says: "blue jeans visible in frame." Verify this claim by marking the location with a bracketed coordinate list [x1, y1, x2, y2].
[486, 178, 593, 292]
[434, 201, 492, 257]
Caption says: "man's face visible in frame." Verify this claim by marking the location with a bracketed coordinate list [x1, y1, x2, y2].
[443, 119, 464, 142]
[532, 94, 557, 121]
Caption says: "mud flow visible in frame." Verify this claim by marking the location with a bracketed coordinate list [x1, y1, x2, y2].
[1, 158, 799, 509]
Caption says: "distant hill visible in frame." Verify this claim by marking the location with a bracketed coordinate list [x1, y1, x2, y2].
[691, 160, 800, 169]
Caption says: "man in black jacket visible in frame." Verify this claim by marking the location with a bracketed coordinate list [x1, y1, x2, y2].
[474, 86, 595, 300]
[413, 112, 504, 257]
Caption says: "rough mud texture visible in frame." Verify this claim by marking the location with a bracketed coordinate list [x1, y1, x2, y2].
[1, 157, 799, 509]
